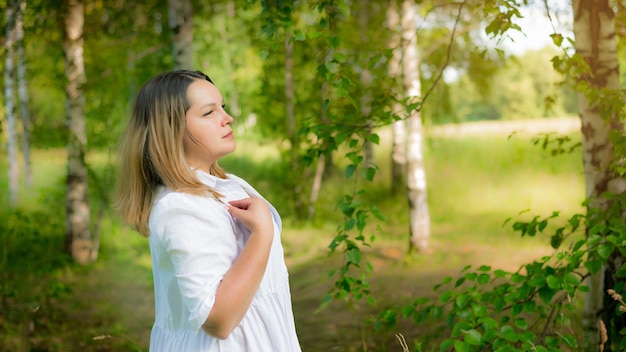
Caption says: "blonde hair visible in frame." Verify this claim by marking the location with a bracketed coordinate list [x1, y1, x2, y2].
[114, 70, 226, 237]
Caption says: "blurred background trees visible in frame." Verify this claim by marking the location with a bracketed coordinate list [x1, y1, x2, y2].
[2, 0, 626, 351]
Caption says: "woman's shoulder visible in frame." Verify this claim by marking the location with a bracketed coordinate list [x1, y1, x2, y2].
[148, 187, 230, 240]
[152, 187, 222, 216]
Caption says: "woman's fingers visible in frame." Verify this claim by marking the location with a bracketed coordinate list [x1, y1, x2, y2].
[226, 198, 273, 235]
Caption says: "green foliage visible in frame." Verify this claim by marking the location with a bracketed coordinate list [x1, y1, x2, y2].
[374, 188, 626, 350]
[0, 185, 70, 351]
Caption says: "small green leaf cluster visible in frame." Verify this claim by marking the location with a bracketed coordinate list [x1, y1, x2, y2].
[322, 136, 385, 309]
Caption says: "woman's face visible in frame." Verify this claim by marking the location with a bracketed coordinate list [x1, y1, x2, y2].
[183, 79, 235, 171]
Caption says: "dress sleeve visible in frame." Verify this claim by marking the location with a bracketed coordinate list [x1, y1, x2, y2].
[151, 194, 238, 330]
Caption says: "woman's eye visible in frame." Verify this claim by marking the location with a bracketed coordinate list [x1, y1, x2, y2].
[203, 111, 213, 116]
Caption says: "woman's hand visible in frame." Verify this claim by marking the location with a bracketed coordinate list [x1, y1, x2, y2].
[226, 198, 273, 237]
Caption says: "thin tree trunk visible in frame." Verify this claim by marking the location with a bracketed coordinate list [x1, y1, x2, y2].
[64, 0, 92, 264]
[285, 32, 304, 218]
[16, 0, 32, 187]
[308, 82, 329, 222]
[574, 1, 626, 350]
[308, 155, 325, 222]
[5, 0, 20, 207]
[402, 0, 430, 252]
[168, 0, 193, 70]
[309, 4, 337, 221]
[387, 0, 407, 194]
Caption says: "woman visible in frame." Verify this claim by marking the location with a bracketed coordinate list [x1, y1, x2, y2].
[114, 70, 301, 351]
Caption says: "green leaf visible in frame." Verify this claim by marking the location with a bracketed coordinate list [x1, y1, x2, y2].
[464, 329, 482, 345]
[546, 275, 560, 289]
[481, 317, 498, 329]
[561, 334, 578, 348]
[366, 133, 380, 145]
[345, 164, 356, 179]
[494, 270, 507, 278]
[456, 294, 470, 308]
[514, 317, 528, 330]
[478, 273, 491, 284]
[346, 248, 361, 265]
[440, 338, 455, 352]
[550, 33, 563, 46]
[454, 340, 470, 352]
[326, 35, 340, 48]
[452, 322, 471, 338]
[472, 304, 487, 317]
[363, 166, 376, 181]
[597, 243, 615, 259]
[500, 325, 518, 342]
[564, 273, 581, 286]
[439, 291, 453, 303]
[588, 234, 602, 246]
[585, 260, 603, 274]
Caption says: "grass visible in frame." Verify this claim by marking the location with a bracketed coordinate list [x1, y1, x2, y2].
[0, 120, 586, 351]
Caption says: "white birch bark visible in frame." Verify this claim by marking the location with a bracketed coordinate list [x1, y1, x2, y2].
[64, 0, 92, 264]
[16, 0, 32, 186]
[402, 0, 430, 251]
[168, 0, 193, 70]
[573, 0, 625, 350]
[4, 0, 20, 207]
[387, 0, 407, 194]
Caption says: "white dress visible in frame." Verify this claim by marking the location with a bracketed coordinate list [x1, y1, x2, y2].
[147, 171, 302, 351]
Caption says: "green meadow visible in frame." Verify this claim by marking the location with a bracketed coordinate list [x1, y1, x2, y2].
[0, 119, 586, 351]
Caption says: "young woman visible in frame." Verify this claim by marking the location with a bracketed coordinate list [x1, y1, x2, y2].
[114, 70, 301, 351]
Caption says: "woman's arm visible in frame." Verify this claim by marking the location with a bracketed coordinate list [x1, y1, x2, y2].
[201, 197, 274, 339]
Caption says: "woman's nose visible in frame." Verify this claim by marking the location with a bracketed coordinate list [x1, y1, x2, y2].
[222, 111, 234, 125]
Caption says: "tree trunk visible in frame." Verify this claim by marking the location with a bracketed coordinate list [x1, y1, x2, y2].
[573, 1, 626, 351]
[387, 0, 407, 194]
[168, 0, 193, 70]
[309, 83, 329, 222]
[64, 0, 93, 264]
[285, 32, 304, 219]
[309, 4, 338, 221]
[308, 155, 325, 222]
[402, 0, 430, 252]
[4, 0, 20, 207]
[16, 0, 32, 187]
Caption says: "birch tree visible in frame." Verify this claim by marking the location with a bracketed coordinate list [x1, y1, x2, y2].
[401, 0, 430, 251]
[387, 0, 407, 194]
[571, 0, 626, 350]
[64, 0, 93, 264]
[168, 0, 193, 69]
[4, 0, 20, 207]
[16, 0, 32, 187]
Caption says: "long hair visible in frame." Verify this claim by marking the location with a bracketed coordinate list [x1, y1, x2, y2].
[114, 70, 226, 237]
